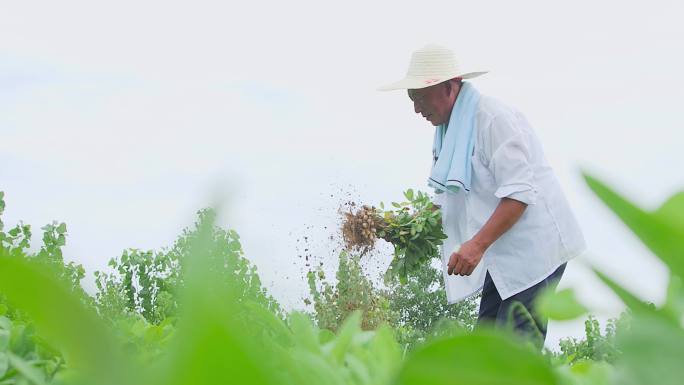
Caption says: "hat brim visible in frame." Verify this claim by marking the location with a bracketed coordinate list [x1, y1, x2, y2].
[377, 71, 488, 91]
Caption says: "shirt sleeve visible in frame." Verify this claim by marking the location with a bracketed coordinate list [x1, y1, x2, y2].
[486, 113, 538, 205]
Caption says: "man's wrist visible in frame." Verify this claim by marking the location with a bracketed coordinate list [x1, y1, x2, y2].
[470, 236, 490, 254]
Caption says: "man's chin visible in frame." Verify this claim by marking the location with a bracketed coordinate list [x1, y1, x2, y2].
[426, 116, 443, 126]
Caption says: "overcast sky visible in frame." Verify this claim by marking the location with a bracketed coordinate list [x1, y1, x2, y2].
[2, 0, 683, 348]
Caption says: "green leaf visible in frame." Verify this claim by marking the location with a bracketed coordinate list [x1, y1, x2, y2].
[155, 222, 276, 385]
[0, 352, 7, 378]
[0, 317, 10, 331]
[0, 329, 8, 351]
[0, 252, 127, 385]
[583, 173, 684, 280]
[592, 268, 654, 315]
[368, 326, 402, 381]
[346, 354, 371, 384]
[286, 349, 346, 385]
[243, 301, 292, 346]
[7, 352, 47, 385]
[535, 288, 588, 321]
[397, 330, 557, 385]
[318, 329, 335, 345]
[655, 192, 684, 229]
[330, 311, 362, 364]
[663, 275, 684, 319]
[289, 312, 321, 354]
[555, 360, 612, 385]
[56, 223, 67, 235]
[615, 312, 684, 385]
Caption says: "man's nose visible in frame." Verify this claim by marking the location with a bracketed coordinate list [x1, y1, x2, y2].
[414, 101, 422, 114]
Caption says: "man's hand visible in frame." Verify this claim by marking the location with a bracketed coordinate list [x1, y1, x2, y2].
[447, 198, 528, 276]
[447, 239, 485, 276]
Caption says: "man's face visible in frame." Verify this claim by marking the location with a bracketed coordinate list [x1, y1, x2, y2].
[407, 80, 459, 126]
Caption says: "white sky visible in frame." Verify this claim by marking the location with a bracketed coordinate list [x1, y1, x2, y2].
[2, 0, 683, 348]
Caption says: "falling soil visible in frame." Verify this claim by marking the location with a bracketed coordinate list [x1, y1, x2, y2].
[291, 185, 395, 309]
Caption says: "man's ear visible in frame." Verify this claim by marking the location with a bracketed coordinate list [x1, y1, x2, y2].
[444, 80, 453, 96]
[448, 78, 462, 97]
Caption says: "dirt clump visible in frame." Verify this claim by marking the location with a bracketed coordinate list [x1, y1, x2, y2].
[341, 204, 387, 255]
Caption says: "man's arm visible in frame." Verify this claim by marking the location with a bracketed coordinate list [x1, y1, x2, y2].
[447, 197, 527, 276]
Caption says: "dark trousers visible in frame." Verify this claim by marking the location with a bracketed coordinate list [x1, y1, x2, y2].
[476, 263, 567, 346]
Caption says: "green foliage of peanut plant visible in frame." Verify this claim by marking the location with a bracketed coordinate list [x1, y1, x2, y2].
[384, 264, 479, 350]
[556, 313, 630, 365]
[306, 251, 479, 353]
[0, 314, 65, 385]
[0, 193, 92, 384]
[377, 189, 447, 284]
[95, 208, 282, 325]
[307, 251, 397, 333]
[3, 171, 684, 385]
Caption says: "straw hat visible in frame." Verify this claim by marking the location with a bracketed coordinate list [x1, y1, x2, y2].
[378, 45, 487, 91]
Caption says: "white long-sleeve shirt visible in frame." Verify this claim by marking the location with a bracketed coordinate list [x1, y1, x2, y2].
[434, 95, 586, 302]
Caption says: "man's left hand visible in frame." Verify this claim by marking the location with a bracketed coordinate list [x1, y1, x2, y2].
[447, 239, 485, 276]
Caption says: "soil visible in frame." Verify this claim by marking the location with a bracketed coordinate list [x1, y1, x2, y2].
[340, 203, 386, 256]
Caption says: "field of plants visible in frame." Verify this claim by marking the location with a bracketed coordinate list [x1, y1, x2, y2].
[0, 172, 682, 385]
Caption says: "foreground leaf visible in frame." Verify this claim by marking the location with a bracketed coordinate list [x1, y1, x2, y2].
[396, 330, 557, 385]
[583, 173, 684, 280]
[0, 252, 128, 385]
[536, 288, 588, 321]
[614, 313, 684, 385]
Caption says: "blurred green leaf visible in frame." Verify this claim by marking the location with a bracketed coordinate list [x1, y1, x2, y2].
[368, 326, 402, 382]
[397, 330, 557, 385]
[583, 173, 684, 279]
[0, 329, 8, 351]
[152, 222, 275, 385]
[592, 268, 654, 315]
[0, 352, 7, 378]
[536, 288, 588, 321]
[244, 301, 292, 347]
[0, 252, 127, 385]
[614, 313, 684, 385]
[318, 329, 335, 345]
[330, 311, 361, 364]
[346, 354, 372, 384]
[663, 275, 684, 319]
[289, 312, 321, 355]
[287, 349, 346, 385]
[7, 352, 47, 385]
[655, 192, 684, 229]
[555, 360, 613, 385]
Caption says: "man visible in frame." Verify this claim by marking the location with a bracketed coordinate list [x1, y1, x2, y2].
[379, 45, 586, 345]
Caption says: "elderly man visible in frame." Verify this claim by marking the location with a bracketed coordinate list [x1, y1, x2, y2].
[379, 45, 586, 344]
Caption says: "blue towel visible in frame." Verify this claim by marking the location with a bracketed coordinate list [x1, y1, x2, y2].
[428, 82, 481, 194]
